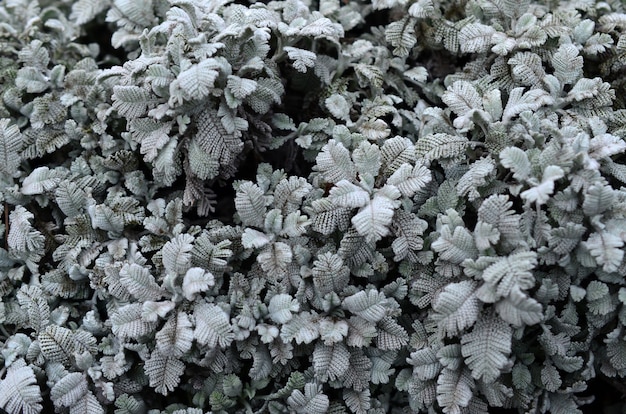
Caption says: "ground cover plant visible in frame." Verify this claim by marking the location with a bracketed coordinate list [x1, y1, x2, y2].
[0, 0, 626, 413]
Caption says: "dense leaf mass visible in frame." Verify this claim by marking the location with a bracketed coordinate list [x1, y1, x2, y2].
[0, 0, 626, 413]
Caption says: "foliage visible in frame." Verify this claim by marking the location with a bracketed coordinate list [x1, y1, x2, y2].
[0, 0, 626, 413]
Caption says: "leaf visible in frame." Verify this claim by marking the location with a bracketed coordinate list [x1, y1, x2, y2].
[500, 147, 531, 181]
[235, 182, 267, 228]
[284, 46, 317, 73]
[502, 87, 554, 123]
[287, 383, 329, 414]
[16, 285, 50, 333]
[415, 133, 469, 165]
[257, 242, 293, 276]
[520, 165, 564, 205]
[268, 294, 300, 324]
[21, 166, 66, 195]
[194, 302, 234, 348]
[584, 231, 624, 273]
[329, 180, 371, 208]
[312, 252, 350, 295]
[582, 184, 614, 216]
[456, 157, 496, 201]
[343, 290, 388, 322]
[280, 311, 320, 345]
[161, 234, 195, 275]
[315, 140, 356, 184]
[552, 43, 583, 85]
[385, 17, 417, 56]
[431, 225, 478, 265]
[226, 75, 257, 100]
[442, 81, 483, 118]
[119, 263, 164, 301]
[155, 312, 194, 357]
[436, 368, 474, 414]
[144, 351, 185, 395]
[431, 280, 480, 337]
[175, 60, 219, 101]
[351, 188, 400, 244]
[71, 0, 111, 24]
[182, 267, 215, 301]
[111, 303, 157, 340]
[38, 324, 75, 365]
[112, 85, 152, 118]
[386, 163, 432, 197]
[50, 372, 87, 408]
[461, 314, 512, 383]
[376, 317, 409, 350]
[495, 292, 543, 327]
[0, 119, 23, 176]
[0, 360, 42, 414]
[313, 342, 350, 381]
[325, 94, 351, 120]
[459, 23, 495, 53]
[480, 251, 538, 298]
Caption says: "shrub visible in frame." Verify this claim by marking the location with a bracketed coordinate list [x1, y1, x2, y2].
[1, 0, 626, 413]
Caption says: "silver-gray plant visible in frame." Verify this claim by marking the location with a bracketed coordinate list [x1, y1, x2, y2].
[1, 0, 626, 413]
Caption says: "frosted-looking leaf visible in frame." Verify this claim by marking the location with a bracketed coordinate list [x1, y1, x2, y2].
[520, 165, 564, 205]
[15, 67, 48, 93]
[552, 43, 583, 85]
[112, 85, 151, 118]
[119, 263, 164, 301]
[584, 231, 624, 273]
[385, 17, 417, 57]
[502, 88, 553, 123]
[495, 291, 543, 327]
[21, 166, 66, 195]
[344, 389, 371, 414]
[257, 241, 292, 276]
[0, 118, 23, 176]
[354, 64, 384, 88]
[329, 180, 370, 208]
[182, 267, 215, 301]
[161, 234, 195, 275]
[194, 302, 233, 348]
[408, 0, 436, 18]
[111, 303, 157, 340]
[351, 187, 400, 244]
[386, 162, 432, 197]
[280, 311, 320, 344]
[481, 251, 538, 298]
[312, 252, 350, 295]
[129, 118, 172, 163]
[431, 280, 480, 337]
[407, 347, 442, 380]
[241, 228, 271, 249]
[71, 0, 111, 24]
[343, 290, 388, 322]
[268, 294, 300, 324]
[142, 300, 175, 324]
[235, 182, 267, 228]
[284, 46, 317, 73]
[174, 60, 219, 101]
[583, 184, 614, 216]
[377, 317, 409, 350]
[500, 147, 531, 181]
[315, 140, 356, 183]
[0, 359, 42, 414]
[144, 351, 185, 395]
[458, 23, 495, 53]
[313, 342, 350, 381]
[431, 225, 478, 264]
[274, 176, 312, 214]
[325, 94, 351, 120]
[287, 383, 329, 414]
[461, 314, 512, 383]
[38, 324, 75, 365]
[50, 372, 87, 408]
[318, 318, 349, 344]
[415, 133, 469, 165]
[226, 75, 257, 99]
[352, 140, 382, 179]
[456, 157, 495, 201]
[442, 81, 482, 118]
[436, 367, 474, 414]
[508, 52, 545, 87]
[156, 312, 194, 357]
[16, 285, 50, 333]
